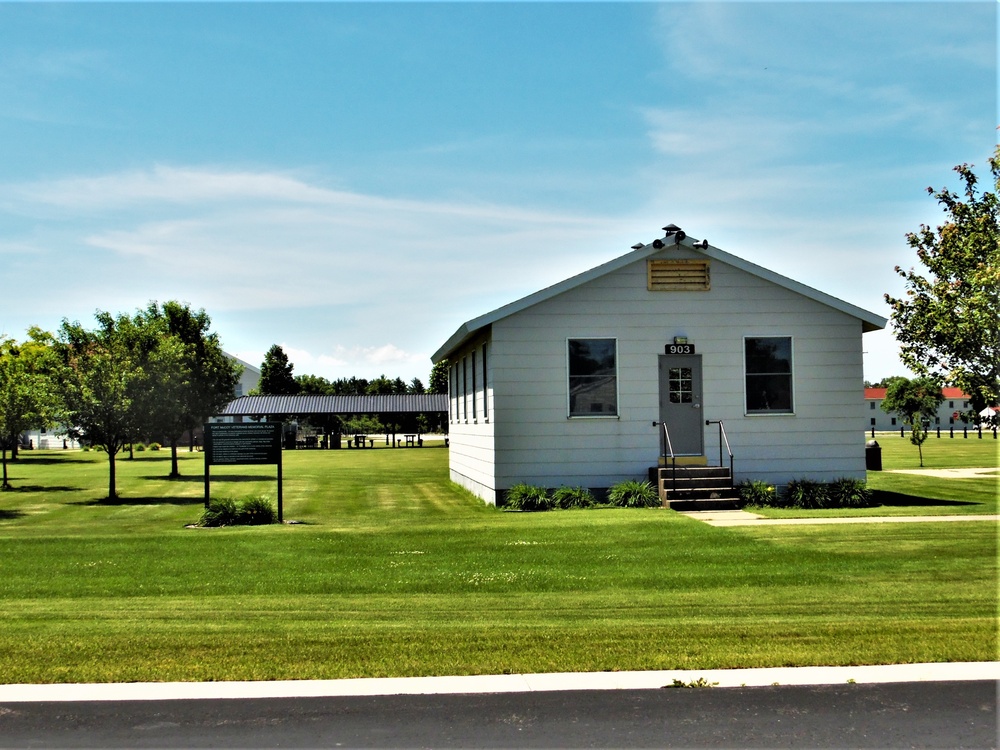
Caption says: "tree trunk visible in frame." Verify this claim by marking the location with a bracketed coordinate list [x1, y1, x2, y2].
[107, 447, 117, 500]
[1, 446, 9, 490]
[170, 437, 180, 478]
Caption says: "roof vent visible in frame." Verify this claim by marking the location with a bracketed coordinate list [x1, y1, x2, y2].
[647, 259, 711, 291]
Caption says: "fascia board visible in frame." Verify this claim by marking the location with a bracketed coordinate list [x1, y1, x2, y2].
[432, 237, 887, 362]
[431, 245, 656, 362]
[695, 243, 887, 332]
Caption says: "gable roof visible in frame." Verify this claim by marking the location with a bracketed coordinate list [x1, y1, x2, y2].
[433, 233, 888, 362]
[226, 353, 261, 374]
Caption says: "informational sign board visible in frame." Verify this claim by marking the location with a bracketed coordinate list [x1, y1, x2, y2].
[665, 343, 696, 355]
[203, 422, 283, 521]
[205, 422, 282, 465]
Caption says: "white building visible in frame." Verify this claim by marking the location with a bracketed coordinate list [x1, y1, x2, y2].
[230, 355, 261, 398]
[433, 228, 886, 505]
[865, 386, 975, 433]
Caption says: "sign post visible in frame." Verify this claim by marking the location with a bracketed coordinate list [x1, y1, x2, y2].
[204, 422, 284, 522]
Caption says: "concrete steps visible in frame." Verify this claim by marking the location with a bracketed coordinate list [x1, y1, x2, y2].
[649, 465, 741, 511]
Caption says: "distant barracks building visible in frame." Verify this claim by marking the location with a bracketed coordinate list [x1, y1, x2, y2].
[865, 386, 983, 432]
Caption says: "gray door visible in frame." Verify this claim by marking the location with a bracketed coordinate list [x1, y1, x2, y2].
[658, 355, 704, 456]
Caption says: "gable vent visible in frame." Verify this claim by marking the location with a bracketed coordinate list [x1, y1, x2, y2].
[647, 259, 711, 291]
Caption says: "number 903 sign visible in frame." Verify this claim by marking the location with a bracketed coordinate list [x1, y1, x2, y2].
[666, 344, 696, 355]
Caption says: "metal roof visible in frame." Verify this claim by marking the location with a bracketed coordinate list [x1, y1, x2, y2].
[433, 233, 887, 361]
[218, 394, 448, 416]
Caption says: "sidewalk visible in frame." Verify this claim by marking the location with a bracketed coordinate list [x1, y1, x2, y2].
[680, 510, 1000, 526]
[1, 662, 997, 703]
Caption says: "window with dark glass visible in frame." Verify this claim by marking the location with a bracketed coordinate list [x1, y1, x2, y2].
[482, 343, 489, 422]
[568, 338, 618, 417]
[471, 350, 477, 421]
[744, 337, 793, 414]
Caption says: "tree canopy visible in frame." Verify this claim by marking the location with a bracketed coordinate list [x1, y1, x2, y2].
[885, 146, 999, 425]
[138, 302, 242, 477]
[0, 334, 60, 489]
[428, 359, 449, 395]
[881, 376, 945, 467]
[257, 345, 299, 395]
[55, 311, 165, 499]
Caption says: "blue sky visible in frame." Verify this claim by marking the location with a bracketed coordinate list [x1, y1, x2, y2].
[0, 2, 995, 384]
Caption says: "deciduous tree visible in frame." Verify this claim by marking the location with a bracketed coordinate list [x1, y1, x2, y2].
[428, 359, 449, 395]
[56, 312, 163, 499]
[886, 146, 999, 425]
[0, 335, 60, 490]
[140, 302, 242, 478]
[881, 376, 944, 467]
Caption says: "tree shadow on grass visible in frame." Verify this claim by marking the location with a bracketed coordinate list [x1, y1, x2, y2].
[70, 495, 207, 507]
[124, 454, 184, 462]
[138, 474, 276, 484]
[11, 455, 95, 465]
[0, 509, 27, 520]
[2, 484, 80, 493]
[873, 490, 979, 508]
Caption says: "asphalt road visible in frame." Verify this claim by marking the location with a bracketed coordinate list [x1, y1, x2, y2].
[1, 680, 995, 748]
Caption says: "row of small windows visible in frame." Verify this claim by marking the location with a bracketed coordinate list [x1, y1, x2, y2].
[449, 344, 489, 423]
[872, 400, 969, 409]
[872, 416, 967, 426]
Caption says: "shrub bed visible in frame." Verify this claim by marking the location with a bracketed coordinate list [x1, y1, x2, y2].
[503, 483, 554, 511]
[606, 479, 659, 508]
[199, 495, 278, 527]
[739, 478, 875, 509]
[552, 486, 596, 509]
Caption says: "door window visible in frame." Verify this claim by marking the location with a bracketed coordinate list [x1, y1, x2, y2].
[668, 367, 694, 403]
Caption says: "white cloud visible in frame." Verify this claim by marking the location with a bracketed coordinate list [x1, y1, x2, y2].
[0, 164, 637, 380]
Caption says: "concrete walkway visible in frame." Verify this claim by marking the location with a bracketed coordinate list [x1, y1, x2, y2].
[887, 467, 1000, 478]
[1, 662, 997, 703]
[680, 510, 1000, 526]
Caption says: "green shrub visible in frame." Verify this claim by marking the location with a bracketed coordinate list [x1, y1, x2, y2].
[148, 442, 161, 451]
[607, 480, 659, 508]
[827, 478, 874, 508]
[504, 483, 554, 511]
[134, 443, 146, 452]
[199, 498, 241, 527]
[552, 486, 596, 509]
[738, 480, 778, 507]
[782, 479, 829, 509]
[239, 496, 278, 525]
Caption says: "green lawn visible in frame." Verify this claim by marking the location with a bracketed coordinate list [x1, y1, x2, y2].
[0, 442, 996, 684]
[748, 434, 999, 518]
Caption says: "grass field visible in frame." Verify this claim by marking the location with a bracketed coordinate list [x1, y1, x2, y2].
[0, 439, 996, 684]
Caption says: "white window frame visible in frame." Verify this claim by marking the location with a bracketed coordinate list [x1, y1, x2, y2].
[567, 337, 620, 419]
[743, 335, 795, 416]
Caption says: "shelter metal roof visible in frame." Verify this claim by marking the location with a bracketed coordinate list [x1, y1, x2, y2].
[218, 394, 448, 416]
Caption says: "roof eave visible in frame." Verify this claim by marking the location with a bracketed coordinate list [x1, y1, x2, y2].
[432, 236, 887, 361]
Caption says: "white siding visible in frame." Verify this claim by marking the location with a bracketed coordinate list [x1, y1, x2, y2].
[473, 246, 870, 498]
[446, 337, 497, 503]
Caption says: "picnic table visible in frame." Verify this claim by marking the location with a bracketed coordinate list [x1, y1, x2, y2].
[348, 434, 375, 448]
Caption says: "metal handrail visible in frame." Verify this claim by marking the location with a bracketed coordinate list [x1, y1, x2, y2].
[655, 421, 677, 494]
[705, 419, 734, 479]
